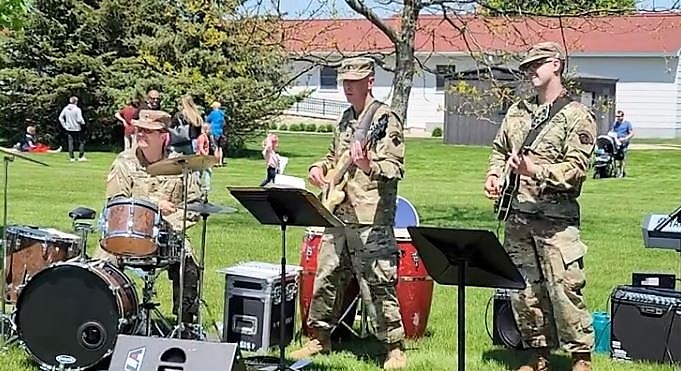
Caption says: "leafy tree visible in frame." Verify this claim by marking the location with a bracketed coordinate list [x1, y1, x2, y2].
[481, 0, 636, 15]
[0, 0, 29, 29]
[0, 0, 297, 154]
[0, 0, 112, 147]
[101, 0, 297, 153]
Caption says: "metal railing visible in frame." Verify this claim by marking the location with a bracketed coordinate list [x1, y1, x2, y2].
[289, 97, 349, 117]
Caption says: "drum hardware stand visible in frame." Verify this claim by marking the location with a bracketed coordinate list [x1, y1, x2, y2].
[0, 154, 13, 345]
[134, 268, 173, 337]
[0, 149, 47, 345]
[170, 161, 191, 339]
[74, 223, 92, 262]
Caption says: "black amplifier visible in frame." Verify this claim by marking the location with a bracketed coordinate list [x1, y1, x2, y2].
[610, 285, 681, 364]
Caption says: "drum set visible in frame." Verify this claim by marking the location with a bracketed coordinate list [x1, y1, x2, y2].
[0, 150, 236, 371]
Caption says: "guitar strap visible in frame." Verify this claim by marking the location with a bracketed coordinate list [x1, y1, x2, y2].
[352, 100, 384, 141]
[334, 100, 383, 182]
[521, 96, 572, 149]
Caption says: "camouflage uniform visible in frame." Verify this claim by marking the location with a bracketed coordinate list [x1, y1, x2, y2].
[306, 65, 406, 347]
[93, 146, 203, 323]
[487, 93, 597, 353]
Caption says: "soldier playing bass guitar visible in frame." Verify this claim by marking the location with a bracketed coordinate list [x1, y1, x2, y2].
[291, 57, 408, 369]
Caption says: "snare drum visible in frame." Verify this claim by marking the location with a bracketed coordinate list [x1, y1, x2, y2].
[4, 225, 81, 303]
[121, 230, 183, 268]
[100, 198, 162, 257]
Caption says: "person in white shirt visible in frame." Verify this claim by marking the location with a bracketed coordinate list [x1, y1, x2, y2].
[58, 96, 87, 162]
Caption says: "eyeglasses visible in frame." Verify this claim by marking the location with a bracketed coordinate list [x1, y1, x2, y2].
[523, 58, 556, 72]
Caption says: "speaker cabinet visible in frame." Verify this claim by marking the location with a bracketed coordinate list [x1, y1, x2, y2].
[492, 289, 524, 349]
[108, 335, 246, 371]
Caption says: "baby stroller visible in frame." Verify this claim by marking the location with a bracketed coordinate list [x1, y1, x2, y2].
[592, 134, 624, 179]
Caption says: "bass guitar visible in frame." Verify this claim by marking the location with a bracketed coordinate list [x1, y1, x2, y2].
[320, 102, 388, 213]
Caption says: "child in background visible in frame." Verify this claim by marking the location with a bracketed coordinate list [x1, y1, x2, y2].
[259, 133, 280, 187]
[196, 123, 212, 194]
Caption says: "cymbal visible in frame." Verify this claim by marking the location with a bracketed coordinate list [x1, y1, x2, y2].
[0, 147, 49, 167]
[147, 155, 216, 176]
[186, 202, 237, 215]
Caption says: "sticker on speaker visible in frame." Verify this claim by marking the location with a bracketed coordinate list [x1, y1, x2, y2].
[124, 347, 146, 371]
[55, 355, 76, 365]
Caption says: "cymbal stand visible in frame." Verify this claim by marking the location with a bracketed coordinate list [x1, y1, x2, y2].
[170, 161, 191, 339]
[0, 154, 14, 345]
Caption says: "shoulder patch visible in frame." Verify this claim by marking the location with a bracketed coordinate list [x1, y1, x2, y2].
[577, 130, 594, 145]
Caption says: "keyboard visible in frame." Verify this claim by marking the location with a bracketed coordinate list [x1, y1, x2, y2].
[642, 214, 681, 250]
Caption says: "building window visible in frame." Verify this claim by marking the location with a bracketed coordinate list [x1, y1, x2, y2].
[320, 66, 337, 90]
[580, 91, 595, 107]
[435, 65, 456, 91]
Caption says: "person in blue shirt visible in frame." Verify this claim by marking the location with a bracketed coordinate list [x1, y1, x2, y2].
[205, 101, 226, 166]
[610, 110, 634, 177]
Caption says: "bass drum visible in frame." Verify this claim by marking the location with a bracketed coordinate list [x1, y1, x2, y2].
[15, 260, 139, 370]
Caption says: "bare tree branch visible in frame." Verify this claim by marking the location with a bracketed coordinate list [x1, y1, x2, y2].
[344, 0, 399, 44]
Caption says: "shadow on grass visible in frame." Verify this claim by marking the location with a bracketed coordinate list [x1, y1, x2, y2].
[418, 204, 497, 229]
[482, 348, 573, 370]
[305, 335, 388, 370]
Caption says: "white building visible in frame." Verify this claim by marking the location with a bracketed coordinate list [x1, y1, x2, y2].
[283, 14, 681, 138]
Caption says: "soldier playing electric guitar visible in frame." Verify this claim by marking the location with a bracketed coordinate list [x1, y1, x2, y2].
[291, 57, 407, 369]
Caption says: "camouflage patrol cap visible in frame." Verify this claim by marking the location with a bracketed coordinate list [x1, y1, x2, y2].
[519, 42, 565, 70]
[132, 109, 171, 131]
[338, 57, 375, 81]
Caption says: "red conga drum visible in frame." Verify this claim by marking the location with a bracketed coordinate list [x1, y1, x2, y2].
[395, 227, 434, 339]
[299, 227, 359, 339]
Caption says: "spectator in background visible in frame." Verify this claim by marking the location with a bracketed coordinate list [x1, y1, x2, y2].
[205, 101, 226, 167]
[259, 133, 280, 187]
[141, 89, 162, 111]
[196, 123, 212, 194]
[169, 95, 203, 155]
[610, 110, 634, 177]
[115, 97, 140, 149]
[59, 96, 87, 162]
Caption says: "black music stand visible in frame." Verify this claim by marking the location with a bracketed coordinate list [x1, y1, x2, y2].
[228, 186, 344, 371]
[407, 226, 526, 371]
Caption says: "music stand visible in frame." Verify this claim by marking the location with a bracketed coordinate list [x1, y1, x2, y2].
[228, 186, 344, 371]
[407, 226, 526, 371]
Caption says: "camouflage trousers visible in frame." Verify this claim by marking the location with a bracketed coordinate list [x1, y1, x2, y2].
[93, 234, 199, 323]
[503, 212, 595, 353]
[307, 225, 405, 345]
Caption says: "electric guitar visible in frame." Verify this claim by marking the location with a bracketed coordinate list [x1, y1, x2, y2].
[320, 104, 388, 213]
[493, 98, 572, 221]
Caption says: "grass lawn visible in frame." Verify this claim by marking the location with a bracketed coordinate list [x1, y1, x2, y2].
[0, 132, 679, 371]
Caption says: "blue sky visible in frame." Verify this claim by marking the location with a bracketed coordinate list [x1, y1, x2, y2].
[244, 0, 680, 18]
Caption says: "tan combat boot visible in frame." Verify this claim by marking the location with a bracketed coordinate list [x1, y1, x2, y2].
[383, 342, 407, 369]
[517, 348, 550, 371]
[289, 329, 331, 360]
[571, 352, 592, 371]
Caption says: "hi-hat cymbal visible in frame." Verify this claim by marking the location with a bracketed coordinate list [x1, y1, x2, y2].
[147, 155, 216, 176]
[186, 202, 237, 215]
[0, 147, 49, 167]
